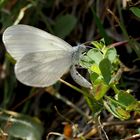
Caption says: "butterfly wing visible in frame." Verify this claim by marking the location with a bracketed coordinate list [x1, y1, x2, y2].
[15, 50, 72, 87]
[2, 24, 73, 61]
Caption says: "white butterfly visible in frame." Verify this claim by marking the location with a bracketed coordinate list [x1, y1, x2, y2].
[2, 24, 91, 88]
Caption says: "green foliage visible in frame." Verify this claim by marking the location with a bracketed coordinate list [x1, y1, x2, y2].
[0, 109, 43, 140]
[104, 48, 117, 63]
[81, 39, 118, 85]
[53, 14, 77, 39]
[93, 80, 109, 100]
[99, 58, 112, 84]
[87, 48, 103, 65]
[80, 40, 140, 120]
[104, 90, 140, 120]
[130, 7, 140, 18]
[115, 91, 140, 111]
[104, 98, 131, 120]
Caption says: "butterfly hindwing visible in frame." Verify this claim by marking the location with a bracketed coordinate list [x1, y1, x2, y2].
[15, 50, 72, 87]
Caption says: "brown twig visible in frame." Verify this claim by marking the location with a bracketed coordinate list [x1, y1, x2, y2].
[122, 134, 140, 140]
[103, 119, 140, 127]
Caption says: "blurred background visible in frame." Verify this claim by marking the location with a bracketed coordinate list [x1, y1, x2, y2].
[0, 0, 140, 140]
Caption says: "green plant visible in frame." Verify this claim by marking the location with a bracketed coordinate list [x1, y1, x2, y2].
[80, 39, 140, 120]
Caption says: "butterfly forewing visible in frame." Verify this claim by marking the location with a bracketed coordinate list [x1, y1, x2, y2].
[2, 24, 73, 61]
[15, 50, 72, 87]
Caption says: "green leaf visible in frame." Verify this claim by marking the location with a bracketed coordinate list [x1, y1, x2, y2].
[91, 39, 106, 49]
[53, 14, 77, 38]
[90, 64, 101, 74]
[115, 91, 140, 111]
[104, 48, 117, 63]
[126, 102, 140, 111]
[104, 100, 130, 120]
[80, 55, 94, 69]
[115, 91, 136, 107]
[93, 81, 109, 100]
[130, 7, 140, 18]
[104, 100, 123, 119]
[0, 109, 43, 140]
[90, 72, 100, 83]
[115, 107, 130, 120]
[87, 48, 103, 65]
[99, 58, 112, 84]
